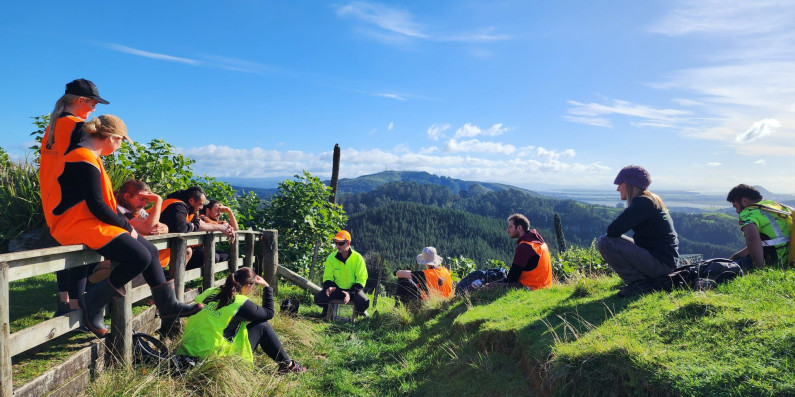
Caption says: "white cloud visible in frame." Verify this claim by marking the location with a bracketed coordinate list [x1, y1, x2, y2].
[444, 138, 517, 155]
[648, 1, 795, 37]
[536, 147, 576, 160]
[706, 162, 722, 167]
[564, 116, 612, 128]
[567, 99, 691, 124]
[107, 44, 199, 65]
[755, 159, 766, 165]
[735, 118, 780, 143]
[336, 1, 509, 44]
[387, 122, 394, 131]
[376, 92, 407, 100]
[426, 123, 450, 140]
[453, 123, 508, 138]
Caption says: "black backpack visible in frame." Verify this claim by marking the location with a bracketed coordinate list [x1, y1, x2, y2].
[657, 258, 743, 291]
[132, 332, 198, 375]
[455, 268, 508, 294]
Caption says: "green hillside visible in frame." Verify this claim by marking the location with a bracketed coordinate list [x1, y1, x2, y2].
[334, 170, 539, 196]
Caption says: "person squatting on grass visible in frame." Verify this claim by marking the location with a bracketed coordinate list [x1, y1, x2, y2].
[40, 79, 109, 316]
[502, 213, 553, 290]
[178, 267, 306, 374]
[44, 114, 202, 337]
[394, 246, 454, 308]
[596, 165, 679, 298]
[726, 184, 794, 270]
[314, 230, 370, 317]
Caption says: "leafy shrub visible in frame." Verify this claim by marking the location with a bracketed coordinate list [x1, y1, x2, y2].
[552, 239, 612, 279]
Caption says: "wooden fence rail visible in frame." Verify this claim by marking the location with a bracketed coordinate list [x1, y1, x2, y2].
[0, 229, 278, 397]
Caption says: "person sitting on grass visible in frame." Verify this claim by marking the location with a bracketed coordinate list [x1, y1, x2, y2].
[314, 230, 370, 318]
[395, 247, 453, 308]
[726, 184, 793, 270]
[178, 267, 306, 374]
[596, 165, 679, 298]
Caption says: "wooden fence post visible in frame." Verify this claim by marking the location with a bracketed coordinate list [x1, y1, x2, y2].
[261, 230, 278, 298]
[202, 233, 216, 291]
[0, 261, 12, 397]
[244, 233, 255, 269]
[169, 237, 187, 302]
[228, 233, 239, 273]
[109, 283, 132, 367]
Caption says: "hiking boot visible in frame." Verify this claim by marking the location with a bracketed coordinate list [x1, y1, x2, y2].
[618, 279, 655, 298]
[151, 280, 203, 320]
[52, 302, 71, 318]
[80, 279, 125, 337]
[278, 359, 307, 375]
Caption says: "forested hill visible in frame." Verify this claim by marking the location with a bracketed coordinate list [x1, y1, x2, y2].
[333, 170, 539, 196]
[339, 181, 745, 266]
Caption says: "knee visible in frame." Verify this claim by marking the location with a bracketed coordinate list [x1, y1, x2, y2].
[313, 291, 327, 305]
[596, 234, 613, 253]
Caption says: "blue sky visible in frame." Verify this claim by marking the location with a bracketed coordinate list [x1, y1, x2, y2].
[1, 1, 793, 193]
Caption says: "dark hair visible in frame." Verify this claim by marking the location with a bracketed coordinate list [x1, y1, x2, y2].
[201, 200, 220, 216]
[167, 186, 205, 202]
[206, 267, 256, 309]
[726, 184, 762, 203]
[115, 180, 150, 210]
[507, 213, 530, 232]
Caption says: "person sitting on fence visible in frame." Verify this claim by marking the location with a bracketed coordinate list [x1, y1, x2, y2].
[178, 267, 306, 374]
[500, 213, 553, 290]
[44, 115, 202, 337]
[39, 78, 109, 316]
[159, 187, 235, 271]
[195, 199, 240, 264]
[596, 165, 679, 298]
[726, 184, 793, 270]
[314, 230, 370, 317]
[395, 247, 453, 307]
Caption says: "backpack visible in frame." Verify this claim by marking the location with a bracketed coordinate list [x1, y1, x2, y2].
[455, 268, 508, 294]
[132, 332, 198, 375]
[656, 258, 743, 291]
[280, 298, 300, 315]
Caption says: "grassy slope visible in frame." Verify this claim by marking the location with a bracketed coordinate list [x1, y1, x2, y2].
[17, 270, 794, 396]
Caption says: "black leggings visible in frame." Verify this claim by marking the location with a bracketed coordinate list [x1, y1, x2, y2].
[247, 321, 289, 363]
[96, 233, 166, 288]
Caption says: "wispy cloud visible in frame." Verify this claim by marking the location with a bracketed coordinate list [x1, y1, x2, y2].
[336, 1, 510, 44]
[107, 44, 199, 65]
[565, 99, 691, 128]
[427, 123, 450, 140]
[387, 122, 394, 131]
[454, 123, 508, 138]
[755, 159, 766, 165]
[706, 162, 722, 167]
[736, 118, 780, 143]
[376, 92, 407, 100]
[536, 147, 576, 160]
[648, 0, 795, 37]
[445, 138, 517, 155]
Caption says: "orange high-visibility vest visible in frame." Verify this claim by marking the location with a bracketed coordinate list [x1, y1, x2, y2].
[40, 115, 83, 230]
[517, 241, 553, 290]
[421, 267, 454, 299]
[155, 199, 197, 268]
[48, 148, 127, 249]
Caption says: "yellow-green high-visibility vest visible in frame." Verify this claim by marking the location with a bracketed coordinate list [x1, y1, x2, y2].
[178, 287, 253, 363]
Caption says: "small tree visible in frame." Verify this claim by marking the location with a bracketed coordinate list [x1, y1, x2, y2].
[264, 171, 347, 275]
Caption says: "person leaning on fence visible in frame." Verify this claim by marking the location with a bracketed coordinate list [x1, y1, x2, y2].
[196, 199, 240, 264]
[177, 267, 306, 374]
[596, 165, 679, 298]
[44, 115, 202, 337]
[39, 79, 109, 316]
[500, 213, 553, 290]
[395, 247, 453, 307]
[726, 184, 793, 270]
[314, 230, 370, 317]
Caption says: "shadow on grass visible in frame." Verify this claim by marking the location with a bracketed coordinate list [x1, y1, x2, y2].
[9, 275, 59, 325]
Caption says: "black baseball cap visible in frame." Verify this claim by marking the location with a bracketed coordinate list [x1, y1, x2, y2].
[64, 79, 110, 104]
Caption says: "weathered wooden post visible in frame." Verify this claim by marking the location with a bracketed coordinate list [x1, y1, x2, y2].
[169, 237, 188, 302]
[0, 261, 12, 397]
[202, 233, 216, 291]
[244, 233, 255, 269]
[554, 213, 568, 252]
[329, 143, 340, 204]
[109, 283, 132, 367]
[261, 230, 278, 299]
[228, 233, 239, 273]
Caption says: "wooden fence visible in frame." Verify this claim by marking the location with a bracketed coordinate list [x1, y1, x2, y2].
[0, 229, 280, 397]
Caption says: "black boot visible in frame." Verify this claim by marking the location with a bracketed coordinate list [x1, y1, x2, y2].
[150, 280, 203, 319]
[80, 279, 124, 337]
[53, 302, 71, 318]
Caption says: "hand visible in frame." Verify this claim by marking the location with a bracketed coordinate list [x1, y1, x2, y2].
[341, 290, 350, 304]
[326, 286, 336, 296]
[220, 205, 232, 213]
[139, 190, 162, 203]
[254, 275, 269, 287]
[130, 229, 139, 239]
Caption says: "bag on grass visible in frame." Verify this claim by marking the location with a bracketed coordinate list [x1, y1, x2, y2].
[132, 332, 198, 375]
[657, 258, 743, 291]
[455, 268, 507, 294]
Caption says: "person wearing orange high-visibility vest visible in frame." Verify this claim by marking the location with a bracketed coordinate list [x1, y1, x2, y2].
[46, 115, 202, 337]
[504, 214, 553, 290]
[40, 79, 109, 316]
[395, 247, 453, 307]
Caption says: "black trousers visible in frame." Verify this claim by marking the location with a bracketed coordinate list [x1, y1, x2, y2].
[314, 288, 370, 313]
[247, 321, 290, 363]
[96, 233, 166, 288]
[395, 278, 424, 305]
[185, 247, 230, 270]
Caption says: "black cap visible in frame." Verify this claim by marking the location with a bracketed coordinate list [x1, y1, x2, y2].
[64, 79, 109, 104]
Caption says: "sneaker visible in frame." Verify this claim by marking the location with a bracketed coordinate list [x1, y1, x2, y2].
[618, 279, 655, 298]
[278, 360, 307, 374]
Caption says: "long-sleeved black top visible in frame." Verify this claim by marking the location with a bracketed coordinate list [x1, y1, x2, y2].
[606, 195, 679, 267]
[222, 287, 275, 341]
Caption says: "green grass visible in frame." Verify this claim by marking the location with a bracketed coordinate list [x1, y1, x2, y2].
[12, 271, 795, 396]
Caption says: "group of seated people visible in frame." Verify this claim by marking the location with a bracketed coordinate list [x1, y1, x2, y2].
[36, 78, 792, 375]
